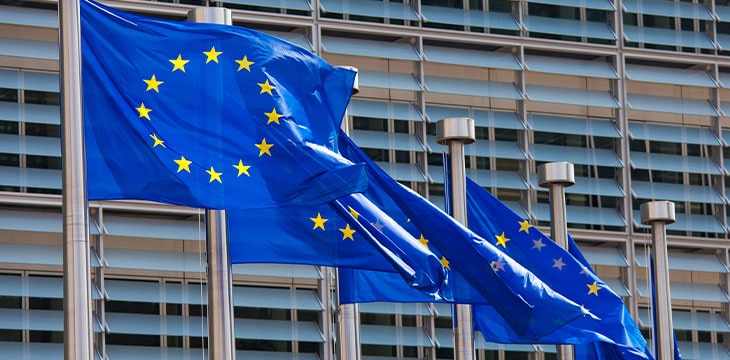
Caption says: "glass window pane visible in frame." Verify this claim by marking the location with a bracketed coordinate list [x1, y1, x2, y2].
[234, 307, 290, 320]
[29, 297, 62, 310]
[0, 121, 19, 135]
[190, 336, 208, 349]
[236, 339, 291, 352]
[362, 344, 397, 356]
[297, 309, 319, 322]
[26, 155, 61, 170]
[29, 330, 63, 343]
[353, 116, 387, 131]
[25, 123, 60, 137]
[0, 295, 21, 309]
[0, 88, 18, 102]
[106, 300, 160, 315]
[189, 304, 207, 317]
[167, 336, 183, 347]
[0, 330, 21, 342]
[24, 90, 59, 106]
[298, 341, 320, 353]
[494, 129, 517, 141]
[166, 303, 182, 316]
[107, 333, 161, 346]
[0, 153, 19, 167]
[360, 313, 395, 325]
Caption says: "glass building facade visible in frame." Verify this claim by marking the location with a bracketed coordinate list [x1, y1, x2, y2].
[3, 0, 730, 358]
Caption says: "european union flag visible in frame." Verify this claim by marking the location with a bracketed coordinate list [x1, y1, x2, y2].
[81, 0, 365, 209]
[336, 132, 589, 340]
[465, 178, 651, 358]
[228, 192, 446, 294]
[339, 164, 652, 353]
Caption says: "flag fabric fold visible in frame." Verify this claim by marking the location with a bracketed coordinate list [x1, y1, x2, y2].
[81, 0, 364, 210]
[335, 132, 589, 340]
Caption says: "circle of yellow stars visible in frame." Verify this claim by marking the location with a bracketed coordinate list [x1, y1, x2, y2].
[134, 45, 289, 184]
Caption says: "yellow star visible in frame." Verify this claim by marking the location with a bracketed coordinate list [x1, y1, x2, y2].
[255, 138, 274, 156]
[495, 232, 510, 248]
[440, 256, 450, 270]
[150, 134, 165, 148]
[348, 206, 360, 219]
[169, 54, 189, 72]
[339, 224, 356, 241]
[203, 46, 223, 64]
[233, 160, 251, 177]
[206, 166, 222, 183]
[235, 55, 254, 71]
[518, 219, 532, 233]
[310, 213, 328, 231]
[265, 108, 283, 125]
[258, 79, 276, 95]
[136, 103, 152, 120]
[143, 75, 164, 92]
[587, 281, 601, 296]
[174, 156, 192, 173]
[418, 234, 429, 248]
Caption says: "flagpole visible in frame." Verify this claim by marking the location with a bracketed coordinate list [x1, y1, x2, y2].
[319, 267, 334, 360]
[436, 117, 476, 360]
[336, 65, 362, 360]
[187, 7, 236, 360]
[537, 161, 575, 360]
[59, 0, 94, 358]
[337, 303, 361, 360]
[205, 209, 235, 359]
[640, 201, 676, 360]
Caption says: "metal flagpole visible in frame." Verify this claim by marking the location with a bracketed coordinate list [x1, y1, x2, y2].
[319, 268, 334, 360]
[186, 7, 236, 360]
[205, 209, 235, 360]
[336, 65, 361, 360]
[640, 201, 676, 360]
[436, 117, 476, 360]
[537, 162, 575, 360]
[59, 0, 94, 358]
[337, 303, 361, 360]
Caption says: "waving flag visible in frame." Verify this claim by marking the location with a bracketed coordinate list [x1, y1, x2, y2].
[338, 162, 652, 354]
[336, 132, 589, 340]
[465, 178, 650, 357]
[81, 0, 364, 209]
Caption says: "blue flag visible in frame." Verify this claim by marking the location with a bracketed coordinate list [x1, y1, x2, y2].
[336, 133, 590, 340]
[229, 192, 446, 294]
[465, 178, 651, 358]
[339, 168, 652, 354]
[81, 0, 365, 209]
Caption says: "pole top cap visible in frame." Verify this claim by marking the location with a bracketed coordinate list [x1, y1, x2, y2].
[640, 201, 676, 225]
[436, 117, 475, 145]
[336, 66, 359, 95]
[537, 162, 575, 188]
[186, 7, 232, 25]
